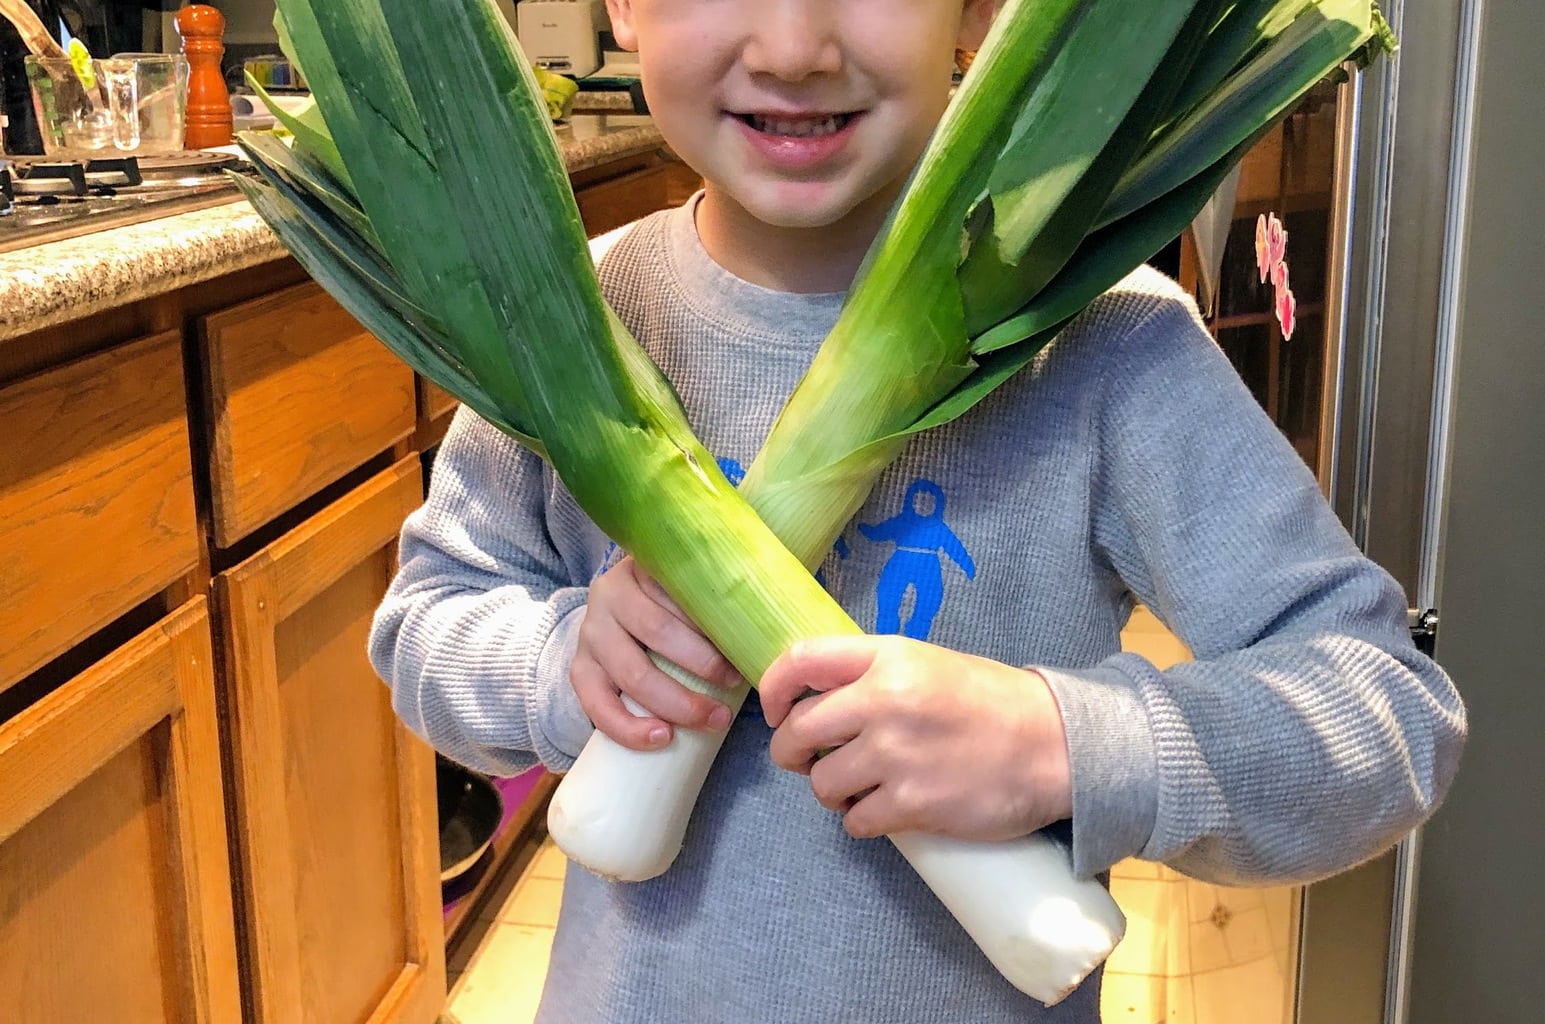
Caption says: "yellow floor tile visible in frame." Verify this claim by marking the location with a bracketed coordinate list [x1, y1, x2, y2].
[1185, 879, 1222, 925]
[1101, 970, 1166, 1022]
[1107, 877, 1191, 977]
[500, 875, 566, 928]
[1263, 885, 1299, 951]
[1188, 916, 1234, 975]
[446, 923, 556, 1024]
[1220, 906, 1275, 965]
[1110, 856, 1165, 881]
[529, 839, 570, 881]
[1101, 970, 1198, 1023]
[1191, 955, 1291, 1024]
[1120, 606, 1193, 671]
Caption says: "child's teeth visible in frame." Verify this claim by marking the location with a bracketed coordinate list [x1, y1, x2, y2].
[751, 114, 845, 137]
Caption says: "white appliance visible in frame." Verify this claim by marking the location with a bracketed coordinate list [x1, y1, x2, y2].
[516, 0, 606, 78]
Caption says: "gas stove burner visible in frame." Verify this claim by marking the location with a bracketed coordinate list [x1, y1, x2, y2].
[134, 151, 242, 178]
[0, 150, 249, 253]
[5, 151, 238, 187]
[6, 159, 136, 197]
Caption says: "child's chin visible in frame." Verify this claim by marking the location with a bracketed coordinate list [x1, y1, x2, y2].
[741, 187, 863, 231]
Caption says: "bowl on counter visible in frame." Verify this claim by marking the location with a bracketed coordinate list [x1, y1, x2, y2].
[24, 54, 189, 159]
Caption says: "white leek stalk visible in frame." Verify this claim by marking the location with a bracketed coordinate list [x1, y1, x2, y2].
[547, 659, 747, 881]
[891, 832, 1125, 1004]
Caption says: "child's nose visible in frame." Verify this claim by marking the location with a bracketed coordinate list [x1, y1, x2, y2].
[741, 0, 843, 81]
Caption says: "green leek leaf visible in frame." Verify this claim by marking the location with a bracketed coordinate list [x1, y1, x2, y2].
[230, 174, 532, 446]
[959, 0, 1222, 330]
[237, 128, 375, 247]
[1162, 0, 1315, 129]
[1103, 0, 1390, 225]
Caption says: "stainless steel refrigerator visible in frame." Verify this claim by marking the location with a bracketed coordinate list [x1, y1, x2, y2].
[1190, 0, 1541, 1020]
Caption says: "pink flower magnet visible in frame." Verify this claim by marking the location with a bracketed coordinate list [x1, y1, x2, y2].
[1255, 214, 1271, 283]
[1254, 212, 1289, 285]
[1276, 282, 1297, 340]
[1265, 213, 1288, 275]
[1257, 211, 1295, 338]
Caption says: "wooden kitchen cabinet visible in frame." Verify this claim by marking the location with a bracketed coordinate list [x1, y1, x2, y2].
[0, 330, 200, 691]
[0, 142, 688, 1022]
[214, 458, 443, 1024]
[0, 599, 242, 1024]
[198, 281, 418, 548]
[574, 151, 702, 237]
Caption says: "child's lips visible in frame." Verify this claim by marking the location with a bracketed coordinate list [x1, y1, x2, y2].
[729, 111, 864, 171]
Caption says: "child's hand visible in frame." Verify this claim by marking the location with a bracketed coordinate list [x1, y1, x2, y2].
[572, 555, 743, 751]
[759, 636, 1073, 842]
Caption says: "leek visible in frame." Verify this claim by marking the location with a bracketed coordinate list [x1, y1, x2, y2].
[240, 0, 1392, 1005]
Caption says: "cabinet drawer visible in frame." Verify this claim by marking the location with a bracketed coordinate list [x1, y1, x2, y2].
[418, 377, 459, 427]
[0, 332, 199, 692]
[200, 281, 416, 547]
[0, 599, 241, 1024]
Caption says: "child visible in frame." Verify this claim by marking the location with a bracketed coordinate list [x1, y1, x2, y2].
[370, 1, 1467, 1020]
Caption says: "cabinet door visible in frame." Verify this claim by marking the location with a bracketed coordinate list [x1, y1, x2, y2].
[0, 600, 241, 1024]
[216, 458, 444, 1024]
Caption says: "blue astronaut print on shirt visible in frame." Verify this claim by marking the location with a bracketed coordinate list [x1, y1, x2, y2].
[717, 456, 746, 487]
[593, 540, 620, 579]
[857, 479, 975, 640]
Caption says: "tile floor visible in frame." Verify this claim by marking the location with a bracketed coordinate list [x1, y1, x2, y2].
[442, 835, 568, 1024]
[441, 608, 1301, 1024]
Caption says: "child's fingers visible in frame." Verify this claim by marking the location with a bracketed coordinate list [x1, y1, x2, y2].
[805, 741, 881, 813]
[634, 565, 688, 618]
[569, 649, 672, 751]
[767, 687, 863, 772]
[586, 614, 735, 731]
[758, 635, 883, 726]
[840, 786, 911, 840]
[617, 567, 743, 690]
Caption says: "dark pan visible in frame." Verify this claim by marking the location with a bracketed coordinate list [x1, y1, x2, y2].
[437, 758, 505, 884]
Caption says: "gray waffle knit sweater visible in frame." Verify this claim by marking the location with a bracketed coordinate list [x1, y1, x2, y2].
[369, 198, 1465, 1023]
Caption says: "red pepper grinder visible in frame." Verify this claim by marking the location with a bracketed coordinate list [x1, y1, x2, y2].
[176, 4, 233, 149]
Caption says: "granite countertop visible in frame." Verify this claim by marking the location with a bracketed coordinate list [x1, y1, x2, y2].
[0, 112, 664, 342]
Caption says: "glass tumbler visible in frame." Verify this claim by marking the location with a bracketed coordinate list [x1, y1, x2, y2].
[25, 54, 189, 158]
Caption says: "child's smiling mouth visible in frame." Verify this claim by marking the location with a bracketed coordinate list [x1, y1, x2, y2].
[737, 112, 858, 138]
[728, 110, 865, 171]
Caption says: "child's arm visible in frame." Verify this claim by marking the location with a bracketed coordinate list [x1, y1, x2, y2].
[1045, 297, 1466, 886]
[764, 290, 1465, 890]
[367, 407, 591, 776]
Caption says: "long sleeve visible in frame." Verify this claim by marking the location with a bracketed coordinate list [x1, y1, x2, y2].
[1043, 298, 1467, 886]
[368, 406, 602, 777]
